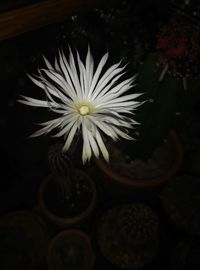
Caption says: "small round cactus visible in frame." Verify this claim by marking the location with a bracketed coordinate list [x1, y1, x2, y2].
[97, 203, 160, 269]
[115, 204, 160, 249]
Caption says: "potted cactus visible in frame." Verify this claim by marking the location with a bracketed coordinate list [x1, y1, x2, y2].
[0, 211, 49, 270]
[38, 143, 97, 227]
[97, 202, 160, 269]
[47, 229, 95, 270]
[95, 50, 183, 189]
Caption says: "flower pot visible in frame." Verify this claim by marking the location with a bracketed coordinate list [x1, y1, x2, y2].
[96, 202, 161, 270]
[0, 210, 49, 270]
[95, 129, 183, 191]
[47, 229, 95, 270]
[38, 169, 97, 227]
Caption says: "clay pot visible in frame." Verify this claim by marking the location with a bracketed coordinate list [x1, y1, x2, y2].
[0, 210, 49, 270]
[47, 229, 95, 270]
[95, 129, 183, 190]
[38, 169, 97, 227]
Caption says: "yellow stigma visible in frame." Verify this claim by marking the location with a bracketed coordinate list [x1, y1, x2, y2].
[79, 105, 89, 116]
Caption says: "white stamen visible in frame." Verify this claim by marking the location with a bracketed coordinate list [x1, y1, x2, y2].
[79, 105, 89, 116]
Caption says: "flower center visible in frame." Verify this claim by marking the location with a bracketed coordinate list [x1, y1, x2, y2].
[79, 105, 90, 116]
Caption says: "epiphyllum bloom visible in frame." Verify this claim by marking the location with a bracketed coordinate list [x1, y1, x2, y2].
[19, 47, 141, 163]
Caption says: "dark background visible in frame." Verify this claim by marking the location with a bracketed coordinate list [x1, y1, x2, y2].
[0, 0, 200, 269]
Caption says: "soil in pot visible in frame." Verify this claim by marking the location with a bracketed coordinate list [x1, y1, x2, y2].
[95, 130, 183, 189]
[96, 202, 161, 269]
[47, 229, 95, 270]
[160, 174, 200, 236]
[0, 210, 49, 270]
[39, 169, 97, 226]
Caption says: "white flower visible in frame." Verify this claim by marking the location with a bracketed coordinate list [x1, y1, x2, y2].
[19, 46, 142, 164]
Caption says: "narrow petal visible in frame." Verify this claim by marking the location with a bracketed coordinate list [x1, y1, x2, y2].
[95, 130, 109, 162]
[18, 96, 57, 108]
[88, 52, 109, 99]
[30, 120, 60, 137]
[53, 117, 77, 138]
[91, 72, 126, 102]
[63, 122, 78, 151]
[87, 130, 100, 158]
[91, 65, 126, 100]
[85, 46, 94, 91]
[43, 55, 53, 70]
[82, 123, 92, 163]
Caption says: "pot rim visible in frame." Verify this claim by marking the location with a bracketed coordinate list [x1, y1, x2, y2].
[38, 169, 97, 226]
[95, 129, 183, 188]
[47, 229, 95, 270]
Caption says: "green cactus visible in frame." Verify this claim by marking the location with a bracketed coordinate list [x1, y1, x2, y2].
[115, 203, 160, 249]
[97, 203, 160, 269]
[55, 240, 84, 268]
[48, 143, 76, 200]
[119, 52, 185, 160]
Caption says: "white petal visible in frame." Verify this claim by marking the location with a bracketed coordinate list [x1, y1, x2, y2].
[41, 69, 68, 93]
[93, 64, 125, 99]
[111, 126, 134, 140]
[58, 50, 77, 99]
[53, 117, 77, 138]
[28, 74, 44, 89]
[63, 122, 78, 151]
[88, 52, 109, 98]
[95, 130, 109, 162]
[101, 93, 142, 106]
[76, 51, 88, 98]
[43, 55, 53, 70]
[96, 100, 140, 109]
[92, 72, 126, 102]
[54, 57, 60, 71]
[18, 96, 56, 108]
[85, 46, 94, 91]
[68, 47, 82, 99]
[88, 116, 117, 139]
[30, 119, 61, 137]
[82, 142, 88, 164]
[87, 130, 99, 158]
[82, 123, 92, 163]
[97, 84, 139, 104]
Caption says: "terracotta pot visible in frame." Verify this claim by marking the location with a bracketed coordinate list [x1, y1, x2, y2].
[0, 210, 49, 270]
[95, 129, 183, 189]
[47, 229, 95, 270]
[38, 169, 97, 227]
